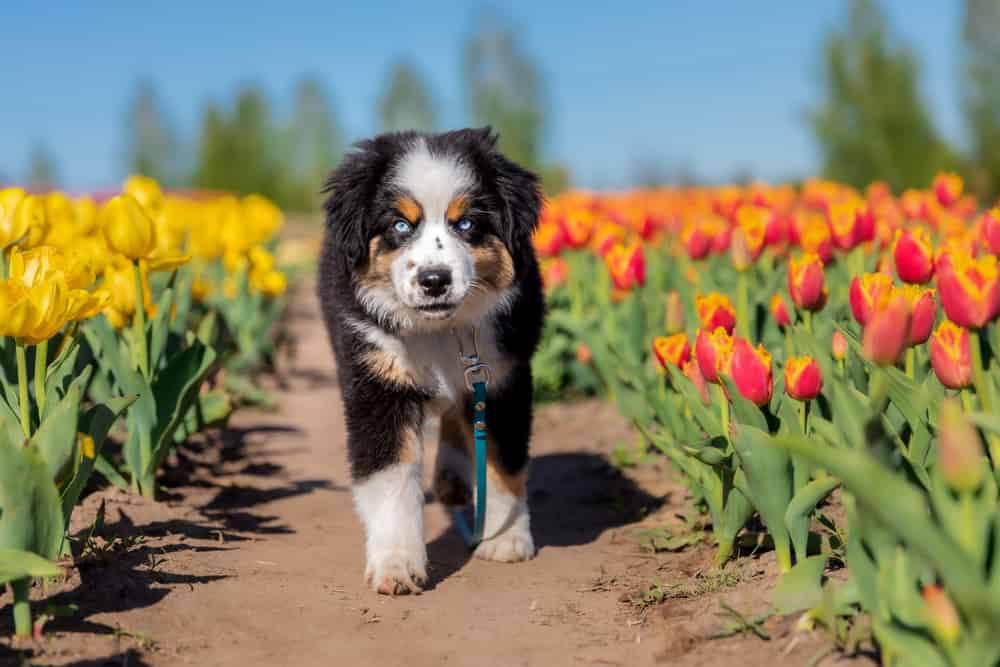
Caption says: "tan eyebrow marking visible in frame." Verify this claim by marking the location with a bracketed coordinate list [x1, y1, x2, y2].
[447, 195, 469, 221]
[395, 196, 422, 223]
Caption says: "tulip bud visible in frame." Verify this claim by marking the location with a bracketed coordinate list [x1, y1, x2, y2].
[937, 398, 985, 493]
[734, 204, 767, 266]
[101, 194, 156, 261]
[682, 360, 711, 404]
[695, 292, 736, 335]
[695, 327, 734, 383]
[575, 343, 592, 366]
[922, 585, 961, 646]
[935, 251, 1000, 329]
[652, 333, 690, 371]
[769, 293, 791, 328]
[930, 321, 973, 390]
[933, 172, 963, 208]
[727, 337, 773, 406]
[899, 285, 936, 346]
[787, 252, 826, 311]
[784, 356, 822, 401]
[665, 290, 685, 334]
[893, 228, 935, 284]
[832, 331, 848, 361]
[982, 209, 1000, 256]
[849, 273, 895, 326]
[730, 227, 753, 271]
[863, 294, 911, 365]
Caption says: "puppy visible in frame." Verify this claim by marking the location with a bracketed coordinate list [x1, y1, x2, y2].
[317, 128, 544, 595]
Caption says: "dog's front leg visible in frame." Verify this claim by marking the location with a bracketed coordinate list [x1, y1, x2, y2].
[346, 382, 427, 594]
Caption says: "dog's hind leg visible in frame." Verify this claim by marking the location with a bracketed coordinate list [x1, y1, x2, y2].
[432, 406, 474, 507]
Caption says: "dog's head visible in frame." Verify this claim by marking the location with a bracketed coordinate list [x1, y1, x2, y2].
[323, 128, 540, 332]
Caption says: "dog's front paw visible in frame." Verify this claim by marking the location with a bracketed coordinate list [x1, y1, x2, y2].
[365, 547, 428, 595]
[474, 525, 535, 563]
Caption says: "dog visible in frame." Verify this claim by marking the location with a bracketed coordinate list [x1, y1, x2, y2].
[317, 128, 544, 595]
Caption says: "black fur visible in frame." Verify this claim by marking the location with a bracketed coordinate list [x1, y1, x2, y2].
[318, 128, 544, 482]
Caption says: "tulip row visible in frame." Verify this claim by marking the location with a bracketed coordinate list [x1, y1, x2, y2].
[534, 173, 1000, 666]
[0, 177, 303, 639]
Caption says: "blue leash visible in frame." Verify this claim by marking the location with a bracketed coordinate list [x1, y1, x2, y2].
[450, 328, 491, 549]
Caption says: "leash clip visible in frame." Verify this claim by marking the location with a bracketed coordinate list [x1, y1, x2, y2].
[453, 327, 491, 390]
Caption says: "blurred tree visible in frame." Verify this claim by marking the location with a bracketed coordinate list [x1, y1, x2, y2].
[962, 0, 1000, 201]
[378, 60, 438, 133]
[123, 78, 177, 185]
[808, 0, 955, 191]
[283, 76, 343, 211]
[26, 143, 59, 191]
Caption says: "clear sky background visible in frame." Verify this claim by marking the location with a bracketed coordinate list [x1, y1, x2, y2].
[1, 1, 963, 191]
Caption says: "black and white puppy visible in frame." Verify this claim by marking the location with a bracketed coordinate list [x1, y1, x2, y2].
[318, 128, 544, 595]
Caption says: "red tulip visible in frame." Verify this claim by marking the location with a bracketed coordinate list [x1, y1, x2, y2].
[799, 215, 832, 263]
[769, 293, 791, 327]
[727, 337, 773, 406]
[681, 222, 710, 260]
[981, 209, 1000, 256]
[592, 222, 626, 257]
[899, 285, 936, 345]
[929, 320, 972, 390]
[829, 198, 864, 250]
[653, 333, 690, 371]
[832, 331, 848, 361]
[933, 172, 963, 207]
[605, 243, 646, 291]
[893, 227, 935, 284]
[682, 360, 711, 404]
[561, 209, 594, 248]
[862, 294, 911, 365]
[784, 356, 822, 401]
[849, 273, 895, 326]
[533, 222, 565, 257]
[696, 292, 736, 335]
[695, 327, 734, 383]
[787, 252, 826, 311]
[935, 251, 1000, 329]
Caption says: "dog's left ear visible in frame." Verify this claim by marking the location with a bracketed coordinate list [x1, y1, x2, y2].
[487, 133, 542, 261]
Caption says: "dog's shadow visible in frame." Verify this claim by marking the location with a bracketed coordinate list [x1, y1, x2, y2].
[424, 452, 663, 589]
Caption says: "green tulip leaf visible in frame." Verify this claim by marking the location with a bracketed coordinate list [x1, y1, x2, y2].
[0, 548, 63, 585]
[773, 554, 828, 614]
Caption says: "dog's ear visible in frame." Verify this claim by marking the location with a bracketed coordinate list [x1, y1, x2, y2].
[322, 138, 396, 273]
[484, 129, 541, 262]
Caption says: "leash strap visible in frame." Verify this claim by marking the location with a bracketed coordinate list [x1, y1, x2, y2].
[450, 328, 491, 549]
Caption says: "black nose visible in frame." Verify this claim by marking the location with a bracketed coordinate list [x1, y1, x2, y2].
[417, 267, 452, 297]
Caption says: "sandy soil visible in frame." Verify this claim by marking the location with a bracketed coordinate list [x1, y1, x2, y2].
[0, 281, 873, 667]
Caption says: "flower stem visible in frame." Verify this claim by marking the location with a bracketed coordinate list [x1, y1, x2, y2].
[803, 310, 813, 334]
[15, 341, 31, 439]
[132, 261, 150, 379]
[11, 578, 31, 639]
[905, 347, 915, 379]
[34, 339, 48, 417]
[736, 271, 750, 340]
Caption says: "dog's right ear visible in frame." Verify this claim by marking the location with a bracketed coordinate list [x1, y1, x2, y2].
[322, 138, 393, 273]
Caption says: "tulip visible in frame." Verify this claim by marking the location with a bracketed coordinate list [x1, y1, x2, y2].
[922, 585, 961, 645]
[575, 343, 592, 365]
[540, 258, 569, 292]
[681, 222, 710, 260]
[787, 252, 826, 311]
[682, 360, 711, 404]
[124, 175, 165, 218]
[730, 227, 753, 271]
[769, 293, 791, 327]
[935, 251, 1000, 329]
[862, 294, 911, 365]
[981, 209, 1000, 256]
[727, 337, 773, 406]
[735, 204, 767, 262]
[695, 327, 734, 383]
[533, 222, 565, 258]
[849, 273, 895, 326]
[893, 227, 935, 284]
[665, 290, 685, 334]
[936, 398, 984, 492]
[799, 215, 832, 263]
[101, 195, 156, 261]
[899, 285, 936, 346]
[932, 172, 963, 208]
[828, 198, 863, 250]
[604, 243, 646, 290]
[929, 321, 972, 390]
[242, 194, 284, 244]
[653, 333, 690, 371]
[0, 188, 29, 248]
[696, 292, 736, 334]
[784, 356, 822, 401]
[901, 188, 928, 221]
[561, 209, 593, 248]
[832, 331, 848, 361]
[592, 222, 626, 257]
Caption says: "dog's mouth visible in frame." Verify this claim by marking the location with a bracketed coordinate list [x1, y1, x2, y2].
[415, 303, 458, 320]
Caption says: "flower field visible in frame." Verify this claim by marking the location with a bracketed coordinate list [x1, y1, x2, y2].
[0, 179, 304, 641]
[533, 174, 1000, 666]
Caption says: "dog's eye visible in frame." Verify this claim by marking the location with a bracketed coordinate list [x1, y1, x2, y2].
[456, 218, 474, 232]
[393, 219, 413, 234]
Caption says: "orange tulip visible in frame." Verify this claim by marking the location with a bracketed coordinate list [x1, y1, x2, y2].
[604, 243, 646, 291]
[653, 333, 690, 371]
[787, 252, 826, 311]
[695, 327, 734, 383]
[929, 321, 972, 390]
[769, 293, 791, 327]
[696, 292, 736, 335]
[784, 356, 822, 401]
[899, 285, 936, 346]
[935, 251, 1000, 329]
[932, 172, 963, 207]
[849, 273, 895, 326]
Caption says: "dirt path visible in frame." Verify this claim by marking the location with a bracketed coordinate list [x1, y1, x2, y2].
[1, 282, 863, 667]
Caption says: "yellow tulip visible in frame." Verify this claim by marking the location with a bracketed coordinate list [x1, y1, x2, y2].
[101, 255, 154, 329]
[0, 188, 29, 248]
[124, 175, 164, 218]
[8, 245, 96, 290]
[250, 269, 288, 297]
[0, 279, 69, 344]
[73, 197, 99, 236]
[100, 194, 156, 260]
[243, 194, 283, 244]
[143, 252, 190, 274]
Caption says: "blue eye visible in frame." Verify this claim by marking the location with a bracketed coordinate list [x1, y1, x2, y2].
[393, 219, 413, 234]
[457, 218, 474, 232]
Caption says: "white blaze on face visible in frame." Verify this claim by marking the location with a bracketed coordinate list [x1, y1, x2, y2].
[390, 140, 475, 309]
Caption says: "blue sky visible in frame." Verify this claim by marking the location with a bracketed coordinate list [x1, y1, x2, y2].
[1, 1, 963, 191]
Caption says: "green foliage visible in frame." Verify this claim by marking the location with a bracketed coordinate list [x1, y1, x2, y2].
[123, 78, 178, 185]
[961, 0, 1000, 201]
[378, 60, 438, 133]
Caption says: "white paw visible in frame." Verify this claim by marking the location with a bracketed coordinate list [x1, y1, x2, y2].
[365, 547, 428, 595]
[474, 525, 535, 563]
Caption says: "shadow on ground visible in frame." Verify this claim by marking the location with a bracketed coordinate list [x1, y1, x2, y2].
[425, 451, 664, 589]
